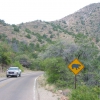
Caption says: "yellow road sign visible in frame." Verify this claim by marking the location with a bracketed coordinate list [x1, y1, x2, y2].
[68, 59, 84, 75]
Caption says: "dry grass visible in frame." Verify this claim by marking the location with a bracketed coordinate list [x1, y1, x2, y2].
[0, 66, 6, 77]
[0, 72, 6, 77]
[22, 67, 34, 73]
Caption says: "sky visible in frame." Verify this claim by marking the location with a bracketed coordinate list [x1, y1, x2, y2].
[0, 0, 100, 24]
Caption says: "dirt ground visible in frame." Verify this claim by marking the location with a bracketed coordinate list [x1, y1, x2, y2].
[37, 86, 61, 100]
[37, 74, 69, 100]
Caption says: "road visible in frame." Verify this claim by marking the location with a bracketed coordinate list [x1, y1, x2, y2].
[0, 71, 43, 100]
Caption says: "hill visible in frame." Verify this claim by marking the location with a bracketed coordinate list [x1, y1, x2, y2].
[0, 20, 73, 46]
[0, 3, 100, 49]
[54, 3, 100, 38]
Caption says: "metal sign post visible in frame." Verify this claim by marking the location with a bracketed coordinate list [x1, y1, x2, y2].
[75, 75, 76, 89]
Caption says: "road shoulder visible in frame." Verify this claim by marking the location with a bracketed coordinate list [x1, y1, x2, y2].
[37, 74, 69, 100]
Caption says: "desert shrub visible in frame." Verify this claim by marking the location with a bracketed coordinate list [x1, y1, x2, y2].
[43, 34, 47, 39]
[0, 34, 7, 41]
[38, 38, 42, 42]
[39, 57, 73, 88]
[50, 34, 54, 38]
[70, 85, 100, 100]
[25, 28, 31, 33]
[12, 24, 19, 32]
[14, 27, 19, 32]
[25, 34, 31, 39]
[30, 59, 41, 70]
[11, 61, 24, 72]
[31, 52, 38, 58]
[0, 19, 7, 26]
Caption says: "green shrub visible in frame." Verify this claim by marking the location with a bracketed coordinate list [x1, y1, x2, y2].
[26, 34, 31, 39]
[14, 27, 19, 32]
[12, 24, 19, 32]
[50, 34, 54, 38]
[0, 52, 12, 70]
[0, 19, 7, 26]
[40, 57, 73, 88]
[30, 60, 40, 70]
[25, 28, 31, 33]
[32, 52, 38, 58]
[70, 85, 100, 100]
[11, 61, 24, 72]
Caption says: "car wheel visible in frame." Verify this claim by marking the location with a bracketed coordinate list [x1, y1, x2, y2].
[6, 75, 9, 78]
[19, 73, 21, 77]
[16, 73, 19, 78]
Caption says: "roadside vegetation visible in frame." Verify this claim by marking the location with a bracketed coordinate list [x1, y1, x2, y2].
[37, 33, 100, 100]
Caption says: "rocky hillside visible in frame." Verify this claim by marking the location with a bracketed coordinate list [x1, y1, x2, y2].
[0, 3, 100, 45]
[54, 3, 100, 36]
[0, 20, 72, 45]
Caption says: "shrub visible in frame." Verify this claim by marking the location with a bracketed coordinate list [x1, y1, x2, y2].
[12, 24, 19, 32]
[25, 28, 31, 33]
[70, 85, 100, 100]
[26, 34, 31, 39]
[0, 34, 7, 41]
[40, 57, 73, 88]
[30, 59, 40, 70]
[14, 26, 19, 32]
[11, 61, 24, 72]
[43, 34, 47, 39]
[50, 34, 54, 38]
[0, 19, 7, 26]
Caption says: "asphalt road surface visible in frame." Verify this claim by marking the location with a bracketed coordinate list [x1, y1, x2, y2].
[0, 71, 43, 100]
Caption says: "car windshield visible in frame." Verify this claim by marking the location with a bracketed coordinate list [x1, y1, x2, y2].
[9, 67, 18, 70]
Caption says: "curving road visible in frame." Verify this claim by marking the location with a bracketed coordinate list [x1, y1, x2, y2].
[0, 71, 43, 100]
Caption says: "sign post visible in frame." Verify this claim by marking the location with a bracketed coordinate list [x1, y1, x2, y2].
[75, 75, 76, 89]
[68, 58, 84, 89]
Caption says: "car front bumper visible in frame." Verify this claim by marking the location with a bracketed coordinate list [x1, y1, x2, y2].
[6, 72, 18, 76]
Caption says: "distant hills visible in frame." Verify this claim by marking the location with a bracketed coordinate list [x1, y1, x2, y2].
[0, 3, 100, 46]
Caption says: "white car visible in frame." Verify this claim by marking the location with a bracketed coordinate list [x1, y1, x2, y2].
[6, 67, 21, 77]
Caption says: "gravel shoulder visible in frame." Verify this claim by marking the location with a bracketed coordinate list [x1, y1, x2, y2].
[37, 74, 69, 100]
[37, 83, 61, 100]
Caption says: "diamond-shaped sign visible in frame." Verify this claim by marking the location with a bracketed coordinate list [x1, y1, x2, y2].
[68, 59, 84, 75]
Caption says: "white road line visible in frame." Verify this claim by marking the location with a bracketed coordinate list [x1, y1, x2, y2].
[33, 74, 43, 100]
[33, 76, 39, 100]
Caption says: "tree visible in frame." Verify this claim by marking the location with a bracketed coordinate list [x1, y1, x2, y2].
[40, 57, 73, 87]
[12, 61, 24, 72]
[12, 24, 19, 32]
[0, 52, 11, 72]
[0, 42, 12, 71]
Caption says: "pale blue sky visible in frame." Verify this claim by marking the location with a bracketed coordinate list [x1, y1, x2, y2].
[0, 0, 99, 24]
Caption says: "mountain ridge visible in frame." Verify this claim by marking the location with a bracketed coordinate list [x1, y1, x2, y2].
[0, 3, 100, 45]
